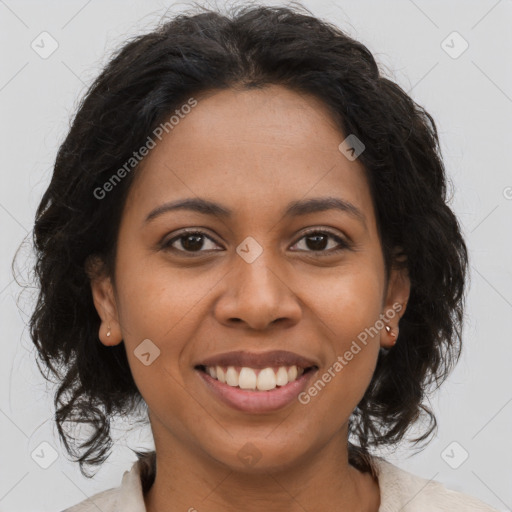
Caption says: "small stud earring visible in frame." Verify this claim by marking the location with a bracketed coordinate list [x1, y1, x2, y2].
[384, 324, 397, 346]
[106, 325, 111, 337]
[384, 324, 396, 337]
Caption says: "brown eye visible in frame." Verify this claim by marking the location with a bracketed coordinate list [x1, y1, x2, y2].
[162, 230, 222, 253]
[291, 230, 351, 255]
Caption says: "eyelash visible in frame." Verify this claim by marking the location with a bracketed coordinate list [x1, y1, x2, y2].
[161, 228, 351, 256]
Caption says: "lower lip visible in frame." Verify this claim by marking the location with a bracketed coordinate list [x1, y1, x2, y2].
[196, 367, 318, 413]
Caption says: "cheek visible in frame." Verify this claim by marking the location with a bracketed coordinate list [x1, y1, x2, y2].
[115, 244, 209, 339]
[295, 262, 383, 395]
[297, 262, 384, 337]
[113, 255, 228, 398]
[113, 257, 200, 408]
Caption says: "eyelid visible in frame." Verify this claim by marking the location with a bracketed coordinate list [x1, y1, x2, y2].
[296, 226, 347, 241]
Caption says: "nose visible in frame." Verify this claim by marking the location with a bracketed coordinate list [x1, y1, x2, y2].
[214, 251, 302, 331]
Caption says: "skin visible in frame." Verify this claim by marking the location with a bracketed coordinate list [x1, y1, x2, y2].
[89, 84, 410, 512]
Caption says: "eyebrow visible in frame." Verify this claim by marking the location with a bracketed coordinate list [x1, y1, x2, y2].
[144, 196, 366, 227]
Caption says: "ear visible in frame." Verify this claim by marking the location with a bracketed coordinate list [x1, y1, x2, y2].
[85, 255, 122, 347]
[380, 248, 410, 348]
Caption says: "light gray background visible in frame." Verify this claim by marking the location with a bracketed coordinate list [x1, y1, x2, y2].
[1, 0, 511, 511]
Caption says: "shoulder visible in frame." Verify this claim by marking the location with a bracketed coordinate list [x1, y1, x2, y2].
[372, 456, 499, 512]
[60, 487, 121, 512]
[60, 456, 149, 512]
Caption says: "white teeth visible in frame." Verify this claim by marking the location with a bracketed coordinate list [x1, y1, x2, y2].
[225, 366, 239, 387]
[287, 365, 298, 381]
[216, 366, 226, 383]
[239, 367, 257, 390]
[204, 364, 307, 391]
[257, 368, 276, 391]
[276, 367, 289, 386]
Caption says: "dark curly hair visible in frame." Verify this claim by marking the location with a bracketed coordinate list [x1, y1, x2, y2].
[21, 1, 468, 480]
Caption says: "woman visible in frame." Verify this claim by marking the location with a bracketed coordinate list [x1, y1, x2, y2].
[28, 3, 498, 511]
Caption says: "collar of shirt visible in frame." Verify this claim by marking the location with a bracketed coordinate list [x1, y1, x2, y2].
[115, 455, 433, 511]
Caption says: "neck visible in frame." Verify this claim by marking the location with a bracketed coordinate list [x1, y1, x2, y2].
[143, 426, 380, 512]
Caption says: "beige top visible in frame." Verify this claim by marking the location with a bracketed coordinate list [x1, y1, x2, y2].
[61, 455, 499, 511]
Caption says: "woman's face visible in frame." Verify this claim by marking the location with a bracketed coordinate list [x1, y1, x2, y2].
[92, 84, 409, 471]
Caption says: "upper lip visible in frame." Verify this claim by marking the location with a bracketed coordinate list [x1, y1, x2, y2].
[195, 350, 319, 370]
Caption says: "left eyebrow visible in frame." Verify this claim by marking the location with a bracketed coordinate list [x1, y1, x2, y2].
[144, 196, 367, 229]
[282, 197, 366, 228]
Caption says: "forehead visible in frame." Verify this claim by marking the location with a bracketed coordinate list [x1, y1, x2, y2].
[125, 85, 375, 228]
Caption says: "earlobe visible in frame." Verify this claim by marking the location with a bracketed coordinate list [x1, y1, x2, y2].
[381, 257, 410, 348]
[381, 305, 403, 348]
[100, 319, 121, 346]
[86, 255, 122, 346]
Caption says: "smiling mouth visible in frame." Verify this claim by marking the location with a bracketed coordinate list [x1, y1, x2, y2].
[195, 364, 317, 392]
